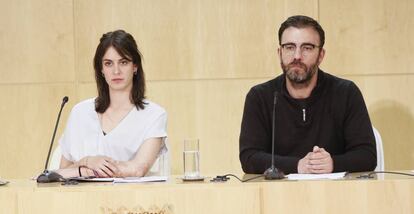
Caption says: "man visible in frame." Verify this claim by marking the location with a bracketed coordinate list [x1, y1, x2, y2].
[239, 15, 376, 174]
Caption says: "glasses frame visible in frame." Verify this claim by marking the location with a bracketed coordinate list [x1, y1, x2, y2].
[280, 43, 321, 57]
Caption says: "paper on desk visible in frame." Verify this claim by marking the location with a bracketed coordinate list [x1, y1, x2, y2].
[70, 176, 168, 183]
[287, 172, 347, 180]
[72, 177, 114, 182]
[113, 176, 168, 183]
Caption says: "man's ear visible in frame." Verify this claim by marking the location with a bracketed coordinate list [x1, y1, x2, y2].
[317, 48, 326, 65]
[277, 47, 282, 59]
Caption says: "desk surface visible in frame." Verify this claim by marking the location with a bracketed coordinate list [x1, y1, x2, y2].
[1, 172, 414, 214]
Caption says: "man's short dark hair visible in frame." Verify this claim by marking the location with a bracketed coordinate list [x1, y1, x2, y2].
[278, 15, 325, 48]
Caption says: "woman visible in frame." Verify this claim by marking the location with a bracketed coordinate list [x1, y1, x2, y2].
[57, 30, 168, 178]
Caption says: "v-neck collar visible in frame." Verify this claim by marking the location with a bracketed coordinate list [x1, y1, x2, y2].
[95, 107, 136, 137]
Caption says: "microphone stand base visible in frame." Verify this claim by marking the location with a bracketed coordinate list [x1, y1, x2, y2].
[37, 170, 63, 183]
[264, 167, 285, 180]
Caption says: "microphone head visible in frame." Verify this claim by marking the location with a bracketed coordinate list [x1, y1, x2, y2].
[62, 96, 69, 104]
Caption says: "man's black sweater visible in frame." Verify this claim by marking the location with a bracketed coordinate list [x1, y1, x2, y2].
[239, 70, 377, 174]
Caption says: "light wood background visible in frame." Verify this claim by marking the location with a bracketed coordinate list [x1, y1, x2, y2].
[0, 0, 413, 178]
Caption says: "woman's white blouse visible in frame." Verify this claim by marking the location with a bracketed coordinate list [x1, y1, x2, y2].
[59, 98, 168, 162]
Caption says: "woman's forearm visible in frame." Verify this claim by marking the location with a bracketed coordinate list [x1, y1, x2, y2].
[116, 161, 150, 177]
[60, 157, 89, 169]
[54, 166, 94, 178]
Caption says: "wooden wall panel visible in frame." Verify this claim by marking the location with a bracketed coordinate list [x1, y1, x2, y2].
[74, 0, 315, 82]
[56, 75, 414, 174]
[143, 74, 414, 173]
[320, 0, 414, 75]
[124, 75, 414, 173]
[282, 0, 319, 19]
[0, 84, 76, 178]
[319, 0, 414, 170]
[77, 83, 96, 101]
[0, 0, 74, 83]
[348, 75, 414, 170]
[146, 79, 268, 174]
[0, 0, 413, 179]
[77, 79, 266, 175]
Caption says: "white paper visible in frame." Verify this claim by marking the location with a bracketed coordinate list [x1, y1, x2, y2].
[73, 177, 114, 182]
[287, 172, 347, 180]
[113, 176, 168, 183]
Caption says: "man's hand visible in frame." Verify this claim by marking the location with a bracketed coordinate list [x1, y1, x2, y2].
[297, 152, 312, 173]
[298, 146, 333, 174]
[308, 146, 333, 173]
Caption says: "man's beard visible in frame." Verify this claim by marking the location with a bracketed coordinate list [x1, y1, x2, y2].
[281, 59, 319, 85]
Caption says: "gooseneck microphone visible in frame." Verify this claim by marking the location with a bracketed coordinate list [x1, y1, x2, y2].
[37, 96, 69, 183]
[264, 91, 285, 180]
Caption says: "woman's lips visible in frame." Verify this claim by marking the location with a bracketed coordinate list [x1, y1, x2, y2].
[112, 78, 123, 83]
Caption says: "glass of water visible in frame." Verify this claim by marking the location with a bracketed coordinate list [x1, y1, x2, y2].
[183, 139, 200, 179]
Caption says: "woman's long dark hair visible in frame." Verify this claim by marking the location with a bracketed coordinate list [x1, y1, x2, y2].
[93, 30, 146, 113]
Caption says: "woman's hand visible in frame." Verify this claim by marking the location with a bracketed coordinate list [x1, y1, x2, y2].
[83, 156, 119, 177]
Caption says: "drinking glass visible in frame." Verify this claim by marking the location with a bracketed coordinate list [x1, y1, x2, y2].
[183, 139, 200, 178]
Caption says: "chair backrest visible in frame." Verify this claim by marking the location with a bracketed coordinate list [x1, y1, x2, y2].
[48, 144, 170, 176]
[373, 126, 384, 171]
[146, 150, 170, 176]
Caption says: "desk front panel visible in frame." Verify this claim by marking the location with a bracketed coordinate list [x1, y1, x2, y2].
[262, 179, 414, 214]
[17, 182, 260, 214]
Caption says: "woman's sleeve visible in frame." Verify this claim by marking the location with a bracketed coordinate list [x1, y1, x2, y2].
[142, 111, 168, 155]
[143, 111, 168, 141]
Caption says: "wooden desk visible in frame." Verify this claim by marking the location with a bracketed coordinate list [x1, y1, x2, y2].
[1, 173, 413, 214]
[260, 174, 414, 214]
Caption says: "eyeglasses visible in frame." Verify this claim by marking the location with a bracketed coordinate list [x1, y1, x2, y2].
[280, 43, 320, 57]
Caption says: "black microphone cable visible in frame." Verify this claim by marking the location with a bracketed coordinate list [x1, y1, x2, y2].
[357, 171, 414, 179]
[211, 174, 265, 183]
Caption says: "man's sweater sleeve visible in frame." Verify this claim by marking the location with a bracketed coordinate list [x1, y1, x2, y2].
[332, 82, 377, 172]
[239, 88, 299, 174]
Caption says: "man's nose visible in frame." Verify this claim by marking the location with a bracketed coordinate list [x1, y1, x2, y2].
[293, 48, 303, 60]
